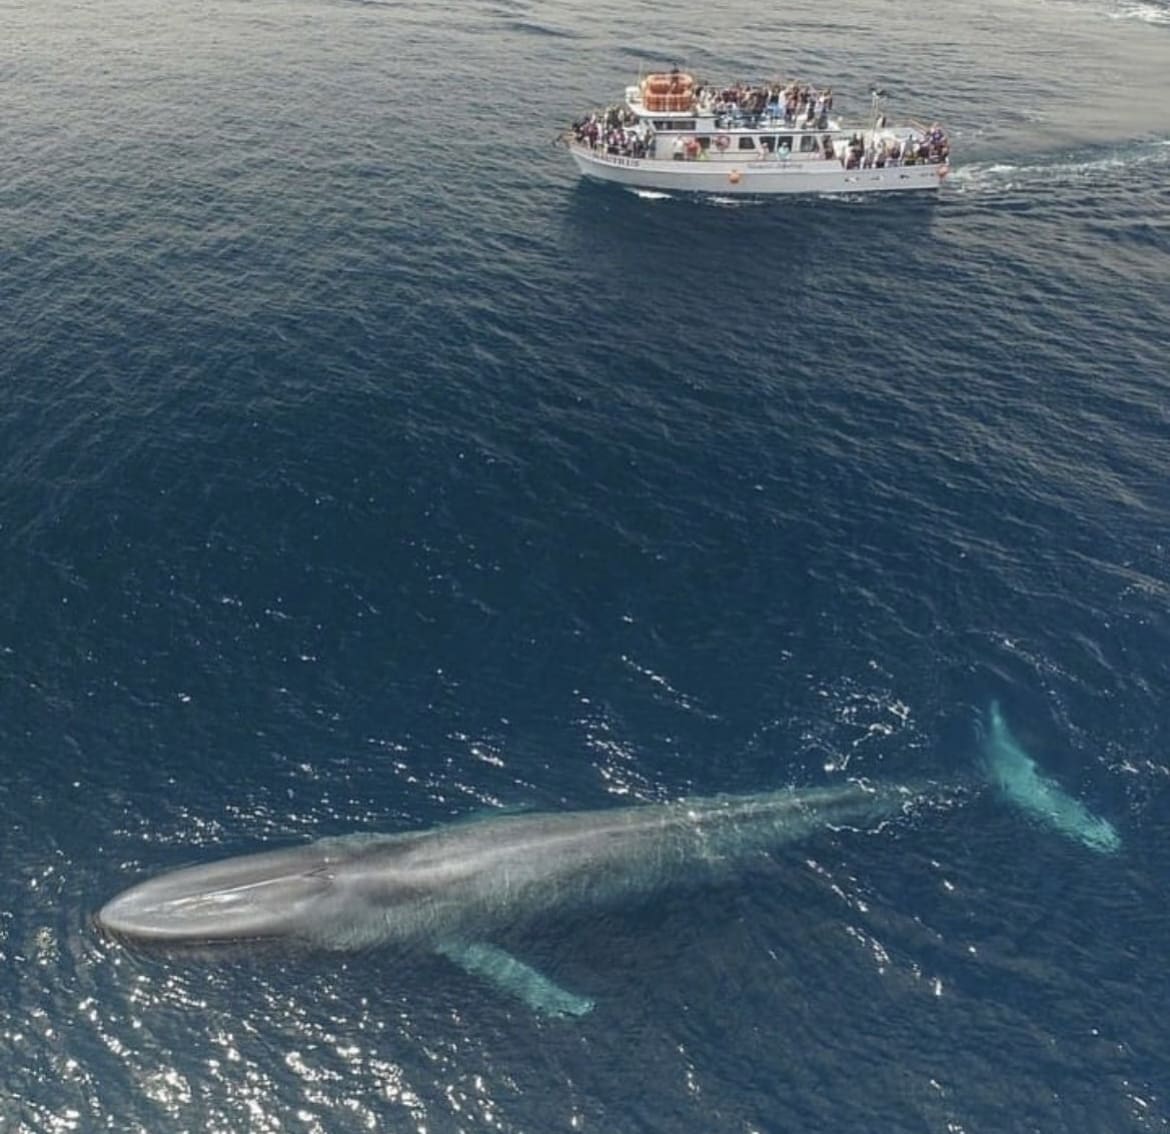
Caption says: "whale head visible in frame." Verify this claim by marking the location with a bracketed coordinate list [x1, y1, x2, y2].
[97, 844, 336, 943]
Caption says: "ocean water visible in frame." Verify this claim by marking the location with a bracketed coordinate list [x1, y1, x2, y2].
[2, 0, 1170, 1129]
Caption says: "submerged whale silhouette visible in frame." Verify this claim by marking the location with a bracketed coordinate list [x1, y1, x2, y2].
[982, 701, 1119, 853]
[97, 705, 1119, 1015]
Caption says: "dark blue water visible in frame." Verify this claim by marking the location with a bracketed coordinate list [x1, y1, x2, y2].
[3, 0, 1170, 1128]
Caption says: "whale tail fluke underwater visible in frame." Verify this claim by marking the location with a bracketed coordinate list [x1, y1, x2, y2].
[982, 701, 1120, 854]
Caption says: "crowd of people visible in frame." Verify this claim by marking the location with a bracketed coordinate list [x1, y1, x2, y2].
[566, 77, 950, 169]
[700, 79, 835, 130]
[569, 106, 651, 158]
[842, 124, 950, 168]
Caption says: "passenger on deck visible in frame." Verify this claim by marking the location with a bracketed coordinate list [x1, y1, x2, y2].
[844, 133, 864, 169]
[927, 123, 949, 162]
[570, 112, 650, 159]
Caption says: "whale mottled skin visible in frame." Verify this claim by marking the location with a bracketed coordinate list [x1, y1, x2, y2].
[98, 781, 914, 949]
[99, 781, 924, 1014]
[98, 707, 1119, 1015]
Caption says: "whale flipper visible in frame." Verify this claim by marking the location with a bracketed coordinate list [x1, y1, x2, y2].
[984, 702, 1120, 854]
[437, 941, 595, 1018]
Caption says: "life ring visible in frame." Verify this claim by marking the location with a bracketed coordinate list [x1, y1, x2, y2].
[728, 169, 742, 185]
[714, 135, 730, 151]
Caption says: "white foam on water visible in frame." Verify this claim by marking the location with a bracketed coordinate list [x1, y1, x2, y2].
[1109, 1, 1170, 23]
[949, 139, 1170, 194]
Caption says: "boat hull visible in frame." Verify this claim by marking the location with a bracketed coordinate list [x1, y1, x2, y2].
[568, 144, 946, 196]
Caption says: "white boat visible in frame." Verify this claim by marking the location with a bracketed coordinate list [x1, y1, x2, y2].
[562, 71, 951, 196]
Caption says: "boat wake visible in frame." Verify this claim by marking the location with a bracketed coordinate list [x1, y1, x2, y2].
[704, 195, 771, 208]
[624, 188, 772, 208]
[1034, 0, 1170, 25]
[949, 139, 1170, 194]
[1108, 0, 1170, 23]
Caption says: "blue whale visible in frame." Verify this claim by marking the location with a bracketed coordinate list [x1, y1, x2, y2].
[99, 781, 919, 1014]
[97, 707, 1118, 1015]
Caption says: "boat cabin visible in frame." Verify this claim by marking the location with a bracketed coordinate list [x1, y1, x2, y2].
[624, 72, 847, 163]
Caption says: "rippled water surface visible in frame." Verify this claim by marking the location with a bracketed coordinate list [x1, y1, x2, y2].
[2, 0, 1169, 1130]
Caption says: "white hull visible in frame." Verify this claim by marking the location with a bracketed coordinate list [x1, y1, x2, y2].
[570, 143, 946, 195]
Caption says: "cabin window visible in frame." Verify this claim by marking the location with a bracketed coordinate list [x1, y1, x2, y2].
[776, 134, 793, 153]
[799, 135, 819, 153]
[737, 136, 756, 151]
[758, 136, 775, 153]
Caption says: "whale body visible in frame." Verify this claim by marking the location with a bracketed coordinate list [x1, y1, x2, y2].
[97, 706, 1119, 1015]
[98, 780, 925, 1014]
[98, 781, 915, 947]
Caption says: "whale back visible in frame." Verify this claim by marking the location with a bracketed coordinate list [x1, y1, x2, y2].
[97, 782, 921, 948]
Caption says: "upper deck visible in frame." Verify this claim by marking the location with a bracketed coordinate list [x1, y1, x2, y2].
[624, 71, 842, 136]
